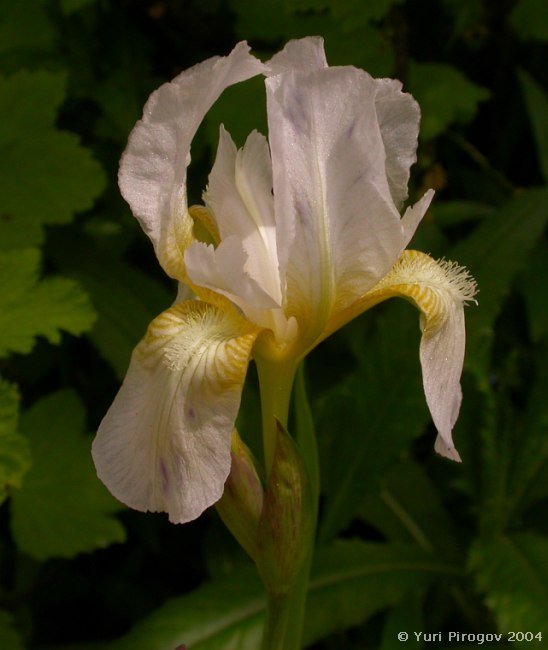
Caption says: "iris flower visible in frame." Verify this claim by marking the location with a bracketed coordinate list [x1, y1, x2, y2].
[92, 38, 477, 525]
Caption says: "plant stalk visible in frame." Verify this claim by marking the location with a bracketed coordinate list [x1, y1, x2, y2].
[256, 360, 319, 650]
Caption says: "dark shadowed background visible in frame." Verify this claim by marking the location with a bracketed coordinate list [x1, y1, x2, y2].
[0, 0, 547, 648]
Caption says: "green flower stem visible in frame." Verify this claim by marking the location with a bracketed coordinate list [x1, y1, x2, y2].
[255, 359, 319, 650]
[255, 356, 298, 477]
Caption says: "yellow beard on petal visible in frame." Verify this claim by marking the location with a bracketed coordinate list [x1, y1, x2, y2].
[319, 249, 478, 344]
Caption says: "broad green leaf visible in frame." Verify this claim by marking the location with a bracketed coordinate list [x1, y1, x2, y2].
[0, 377, 19, 437]
[361, 460, 461, 560]
[0, 70, 105, 249]
[452, 187, 548, 370]
[0, 378, 30, 504]
[107, 541, 459, 649]
[203, 76, 267, 152]
[381, 589, 424, 650]
[318, 304, 430, 542]
[408, 62, 489, 140]
[0, 610, 23, 650]
[49, 232, 172, 378]
[10, 390, 126, 560]
[0, 248, 96, 357]
[511, 0, 548, 42]
[469, 533, 548, 634]
[518, 70, 548, 182]
[324, 24, 395, 77]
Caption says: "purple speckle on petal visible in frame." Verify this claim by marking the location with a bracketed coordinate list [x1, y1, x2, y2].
[160, 460, 169, 494]
[187, 406, 196, 421]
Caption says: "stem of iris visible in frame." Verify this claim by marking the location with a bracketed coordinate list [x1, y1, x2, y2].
[255, 356, 318, 650]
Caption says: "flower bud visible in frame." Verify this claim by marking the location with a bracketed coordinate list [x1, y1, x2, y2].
[256, 419, 314, 595]
[215, 430, 264, 559]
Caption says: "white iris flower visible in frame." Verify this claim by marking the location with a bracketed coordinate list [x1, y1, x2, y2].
[92, 38, 477, 524]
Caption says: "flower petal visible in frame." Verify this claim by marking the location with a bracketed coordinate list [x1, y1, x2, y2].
[336, 250, 477, 461]
[185, 237, 280, 313]
[266, 67, 404, 345]
[92, 301, 258, 524]
[401, 188, 435, 247]
[203, 127, 281, 304]
[375, 79, 421, 209]
[266, 36, 327, 76]
[118, 42, 265, 279]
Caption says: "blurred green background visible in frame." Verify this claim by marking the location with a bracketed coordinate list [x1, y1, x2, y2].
[0, 0, 547, 648]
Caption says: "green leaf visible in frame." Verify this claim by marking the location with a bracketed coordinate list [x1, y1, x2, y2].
[107, 541, 458, 649]
[469, 533, 548, 634]
[0, 377, 19, 437]
[503, 343, 548, 519]
[0, 70, 105, 249]
[0, 610, 24, 650]
[10, 390, 126, 560]
[430, 201, 493, 227]
[318, 304, 430, 542]
[327, 0, 404, 27]
[0, 378, 30, 504]
[0, 0, 56, 62]
[408, 62, 489, 140]
[452, 187, 548, 371]
[229, 0, 330, 41]
[521, 246, 548, 342]
[0, 248, 96, 357]
[361, 460, 461, 560]
[294, 364, 319, 511]
[441, 0, 484, 40]
[511, 0, 548, 42]
[49, 232, 172, 378]
[381, 590, 424, 650]
[518, 70, 548, 182]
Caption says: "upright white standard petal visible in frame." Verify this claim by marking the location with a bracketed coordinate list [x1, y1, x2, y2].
[118, 42, 265, 279]
[266, 36, 327, 76]
[401, 188, 435, 247]
[92, 301, 257, 524]
[374, 79, 421, 210]
[266, 67, 405, 345]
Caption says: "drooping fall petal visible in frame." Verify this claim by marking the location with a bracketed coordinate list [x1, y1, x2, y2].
[92, 301, 258, 524]
[118, 42, 264, 280]
[331, 250, 477, 461]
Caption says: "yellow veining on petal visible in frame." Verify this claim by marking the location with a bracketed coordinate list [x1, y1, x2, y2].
[189, 204, 221, 246]
[159, 205, 195, 281]
[137, 301, 259, 388]
[319, 250, 477, 343]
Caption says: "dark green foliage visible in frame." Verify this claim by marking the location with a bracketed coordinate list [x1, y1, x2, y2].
[0, 0, 546, 648]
